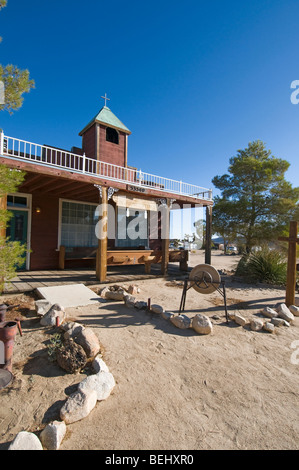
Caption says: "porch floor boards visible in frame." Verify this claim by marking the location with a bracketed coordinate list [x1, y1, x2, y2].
[3, 263, 188, 294]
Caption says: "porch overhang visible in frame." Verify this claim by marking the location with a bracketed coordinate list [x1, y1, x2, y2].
[0, 155, 213, 207]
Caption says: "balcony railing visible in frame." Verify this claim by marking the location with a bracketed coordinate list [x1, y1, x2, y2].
[0, 132, 212, 201]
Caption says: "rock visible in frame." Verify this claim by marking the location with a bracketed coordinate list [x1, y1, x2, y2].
[127, 285, 139, 295]
[63, 322, 85, 340]
[92, 356, 110, 373]
[170, 314, 191, 329]
[78, 371, 116, 401]
[250, 318, 264, 331]
[99, 286, 110, 298]
[35, 299, 52, 316]
[263, 322, 275, 333]
[192, 314, 213, 335]
[234, 312, 247, 326]
[105, 290, 125, 300]
[228, 312, 236, 321]
[124, 294, 136, 308]
[276, 303, 294, 323]
[60, 389, 97, 424]
[134, 300, 147, 310]
[40, 420, 66, 450]
[289, 305, 299, 317]
[75, 328, 100, 358]
[56, 338, 87, 373]
[151, 304, 163, 314]
[262, 307, 278, 318]
[40, 303, 65, 327]
[8, 431, 43, 450]
[271, 317, 290, 327]
[161, 311, 175, 321]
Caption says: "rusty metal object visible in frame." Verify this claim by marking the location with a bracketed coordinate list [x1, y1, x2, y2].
[0, 303, 20, 322]
[0, 321, 19, 372]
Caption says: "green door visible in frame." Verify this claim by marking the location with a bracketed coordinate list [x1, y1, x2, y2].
[6, 210, 28, 270]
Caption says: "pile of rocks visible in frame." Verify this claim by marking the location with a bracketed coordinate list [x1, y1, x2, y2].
[99, 284, 214, 336]
[229, 302, 299, 333]
[8, 302, 115, 450]
[99, 283, 140, 300]
[8, 353, 115, 450]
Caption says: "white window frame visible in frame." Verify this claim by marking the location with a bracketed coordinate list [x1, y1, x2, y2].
[58, 198, 99, 249]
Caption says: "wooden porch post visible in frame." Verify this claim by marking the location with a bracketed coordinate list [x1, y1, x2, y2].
[0, 195, 7, 239]
[205, 205, 212, 265]
[96, 186, 108, 282]
[161, 198, 170, 275]
[278, 221, 299, 307]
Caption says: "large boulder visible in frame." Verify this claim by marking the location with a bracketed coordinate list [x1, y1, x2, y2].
[60, 389, 97, 424]
[75, 328, 100, 358]
[40, 303, 65, 326]
[192, 314, 213, 335]
[8, 431, 43, 450]
[262, 307, 278, 319]
[170, 314, 191, 329]
[276, 303, 295, 323]
[289, 305, 299, 317]
[40, 420, 66, 450]
[56, 338, 87, 373]
[78, 371, 116, 401]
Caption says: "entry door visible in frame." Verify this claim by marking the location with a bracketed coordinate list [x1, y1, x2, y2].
[6, 210, 28, 270]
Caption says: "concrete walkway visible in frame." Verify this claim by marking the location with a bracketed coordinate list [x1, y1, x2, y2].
[3, 263, 188, 294]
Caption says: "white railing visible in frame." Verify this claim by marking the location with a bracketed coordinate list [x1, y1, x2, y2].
[0, 132, 212, 201]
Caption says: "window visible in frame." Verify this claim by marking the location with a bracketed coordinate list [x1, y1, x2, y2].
[60, 201, 98, 247]
[116, 207, 148, 248]
[106, 127, 119, 144]
[7, 195, 28, 208]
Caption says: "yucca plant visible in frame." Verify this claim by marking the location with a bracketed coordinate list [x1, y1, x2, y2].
[236, 247, 287, 285]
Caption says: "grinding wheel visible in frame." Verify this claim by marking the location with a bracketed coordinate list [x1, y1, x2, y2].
[189, 264, 221, 294]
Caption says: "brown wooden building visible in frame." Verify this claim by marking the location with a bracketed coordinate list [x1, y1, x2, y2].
[0, 102, 213, 281]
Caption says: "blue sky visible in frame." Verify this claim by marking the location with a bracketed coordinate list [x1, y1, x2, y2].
[1, 0, 299, 237]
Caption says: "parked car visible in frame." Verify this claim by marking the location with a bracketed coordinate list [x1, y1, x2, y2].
[227, 246, 238, 255]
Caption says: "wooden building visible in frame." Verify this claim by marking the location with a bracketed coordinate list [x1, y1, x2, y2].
[0, 100, 213, 281]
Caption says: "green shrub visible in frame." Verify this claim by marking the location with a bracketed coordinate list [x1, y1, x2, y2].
[0, 237, 27, 293]
[236, 247, 287, 285]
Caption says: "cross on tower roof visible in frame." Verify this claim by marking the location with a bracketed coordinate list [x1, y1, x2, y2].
[101, 93, 110, 107]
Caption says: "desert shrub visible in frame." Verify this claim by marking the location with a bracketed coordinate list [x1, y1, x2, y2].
[235, 247, 287, 285]
[0, 238, 27, 293]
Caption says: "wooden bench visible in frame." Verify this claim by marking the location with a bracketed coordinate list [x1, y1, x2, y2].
[58, 246, 97, 270]
[58, 246, 188, 273]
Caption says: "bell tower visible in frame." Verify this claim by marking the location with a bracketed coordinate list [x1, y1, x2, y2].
[79, 94, 131, 167]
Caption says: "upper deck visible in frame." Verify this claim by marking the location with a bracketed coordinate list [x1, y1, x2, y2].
[0, 132, 213, 205]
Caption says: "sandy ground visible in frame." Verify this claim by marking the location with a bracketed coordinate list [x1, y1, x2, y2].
[0, 250, 298, 450]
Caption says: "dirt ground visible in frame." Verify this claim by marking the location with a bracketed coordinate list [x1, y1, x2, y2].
[0, 250, 298, 450]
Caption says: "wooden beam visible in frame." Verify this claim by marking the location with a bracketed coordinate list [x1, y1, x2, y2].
[96, 186, 108, 282]
[279, 221, 299, 307]
[205, 205, 212, 264]
[161, 199, 170, 275]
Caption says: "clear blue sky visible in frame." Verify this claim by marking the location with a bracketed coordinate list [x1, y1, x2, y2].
[1, 0, 299, 235]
